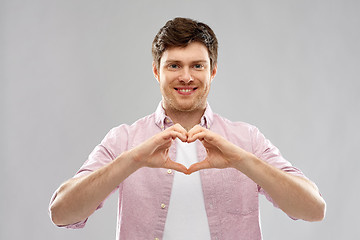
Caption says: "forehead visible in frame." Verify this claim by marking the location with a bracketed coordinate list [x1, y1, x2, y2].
[160, 42, 210, 64]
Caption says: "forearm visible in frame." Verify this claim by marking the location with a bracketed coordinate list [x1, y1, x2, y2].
[234, 153, 326, 221]
[50, 124, 189, 226]
[50, 150, 140, 226]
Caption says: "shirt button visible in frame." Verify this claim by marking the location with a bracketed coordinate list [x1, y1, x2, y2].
[161, 203, 166, 209]
[167, 169, 172, 174]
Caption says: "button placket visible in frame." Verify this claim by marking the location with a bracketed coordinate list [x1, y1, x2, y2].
[154, 143, 174, 239]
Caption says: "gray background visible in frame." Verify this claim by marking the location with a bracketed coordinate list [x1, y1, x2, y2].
[1, 0, 359, 239]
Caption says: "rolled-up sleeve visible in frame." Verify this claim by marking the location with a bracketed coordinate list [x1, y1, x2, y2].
[49, 124, 130, 228]
[250, 126, 313, 216]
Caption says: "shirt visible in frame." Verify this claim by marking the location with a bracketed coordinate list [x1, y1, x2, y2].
[163, 139, 211, 239]
[50, 102, 307, 240]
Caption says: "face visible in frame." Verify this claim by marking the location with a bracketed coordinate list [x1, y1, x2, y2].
[153, 42, 217, 113]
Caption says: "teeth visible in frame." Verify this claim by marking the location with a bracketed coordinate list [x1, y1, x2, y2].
[179, 89, 192, 93]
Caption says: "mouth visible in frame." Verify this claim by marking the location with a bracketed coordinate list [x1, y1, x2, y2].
[174, 87, 198, 95]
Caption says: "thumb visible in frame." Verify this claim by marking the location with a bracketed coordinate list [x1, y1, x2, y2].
[164, 158, 189, 174]
[187, 160, 211, 175]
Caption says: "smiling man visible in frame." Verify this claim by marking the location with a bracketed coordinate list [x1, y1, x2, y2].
[155, 41, 216, 131]
[49, 17, 326, 240]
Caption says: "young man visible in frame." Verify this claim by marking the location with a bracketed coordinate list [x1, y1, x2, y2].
[49, 17, 326, 240]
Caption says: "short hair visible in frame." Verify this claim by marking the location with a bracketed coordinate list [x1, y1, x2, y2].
[152, 17, 218, 71]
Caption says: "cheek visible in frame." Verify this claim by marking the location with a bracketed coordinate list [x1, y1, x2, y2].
[159, 81, 167, 92]
[201, 76, 212, 89]
[159, 71, 177, 84]
[159, 78, 173, 94]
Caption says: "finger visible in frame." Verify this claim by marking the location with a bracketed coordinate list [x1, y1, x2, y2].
[164, 159, 189, 174]
[187, 160, 211, 174]
[170, 124, 188, 142]
[189, 129, 220, 146]
[172, 123, 188, 133]
[187, 131, 208, 143]
[162, 130, 187, 143]
[187, 126, 207, 142]
[187, 124, 204, 136]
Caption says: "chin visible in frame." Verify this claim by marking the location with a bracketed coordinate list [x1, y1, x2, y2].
[175, 101, 205, 112]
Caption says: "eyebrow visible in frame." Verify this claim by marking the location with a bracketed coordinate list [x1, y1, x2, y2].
[163, 60, 209, 64]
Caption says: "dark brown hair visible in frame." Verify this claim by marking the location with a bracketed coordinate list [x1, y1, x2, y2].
[152, 17, 218, 71]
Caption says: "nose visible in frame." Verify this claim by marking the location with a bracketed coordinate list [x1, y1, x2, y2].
[179, 68, 194, 83]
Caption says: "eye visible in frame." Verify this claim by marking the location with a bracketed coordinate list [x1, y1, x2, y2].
[193, 64, 204, 70]
[168, 64, 180, 69]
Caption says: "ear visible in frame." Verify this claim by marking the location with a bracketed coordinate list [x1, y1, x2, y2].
[152, 61, 160, 83]
[210, 64, 217, 82]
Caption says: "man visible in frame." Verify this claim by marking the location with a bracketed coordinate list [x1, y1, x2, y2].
[49, 17, 326, 239]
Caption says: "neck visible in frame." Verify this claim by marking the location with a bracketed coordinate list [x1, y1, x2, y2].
[164, 106, 206, 131]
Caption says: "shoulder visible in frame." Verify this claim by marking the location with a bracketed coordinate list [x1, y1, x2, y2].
[212, 113, 257, 134]
[105, 112, 157, 139]
[103, 112, 159, 149]
[211, 113, 261, 151]
[130, 112, 157, 129]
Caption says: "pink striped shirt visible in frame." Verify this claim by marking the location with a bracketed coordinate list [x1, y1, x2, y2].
[51, 102, 306, 240]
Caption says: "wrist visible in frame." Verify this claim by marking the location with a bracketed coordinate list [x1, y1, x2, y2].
[114, 149, 143, 174]
[232, 150, 257, 172]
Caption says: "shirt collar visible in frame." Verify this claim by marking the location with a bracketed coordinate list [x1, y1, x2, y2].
[155, 101, 214, 130]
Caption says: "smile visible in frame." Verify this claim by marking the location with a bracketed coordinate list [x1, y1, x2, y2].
[174, 87, 198, 95]
[179, 89, 192, 93]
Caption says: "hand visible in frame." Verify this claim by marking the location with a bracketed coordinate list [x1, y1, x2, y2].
[186, 125, 249, 174]
[129, 123, 189, 174]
